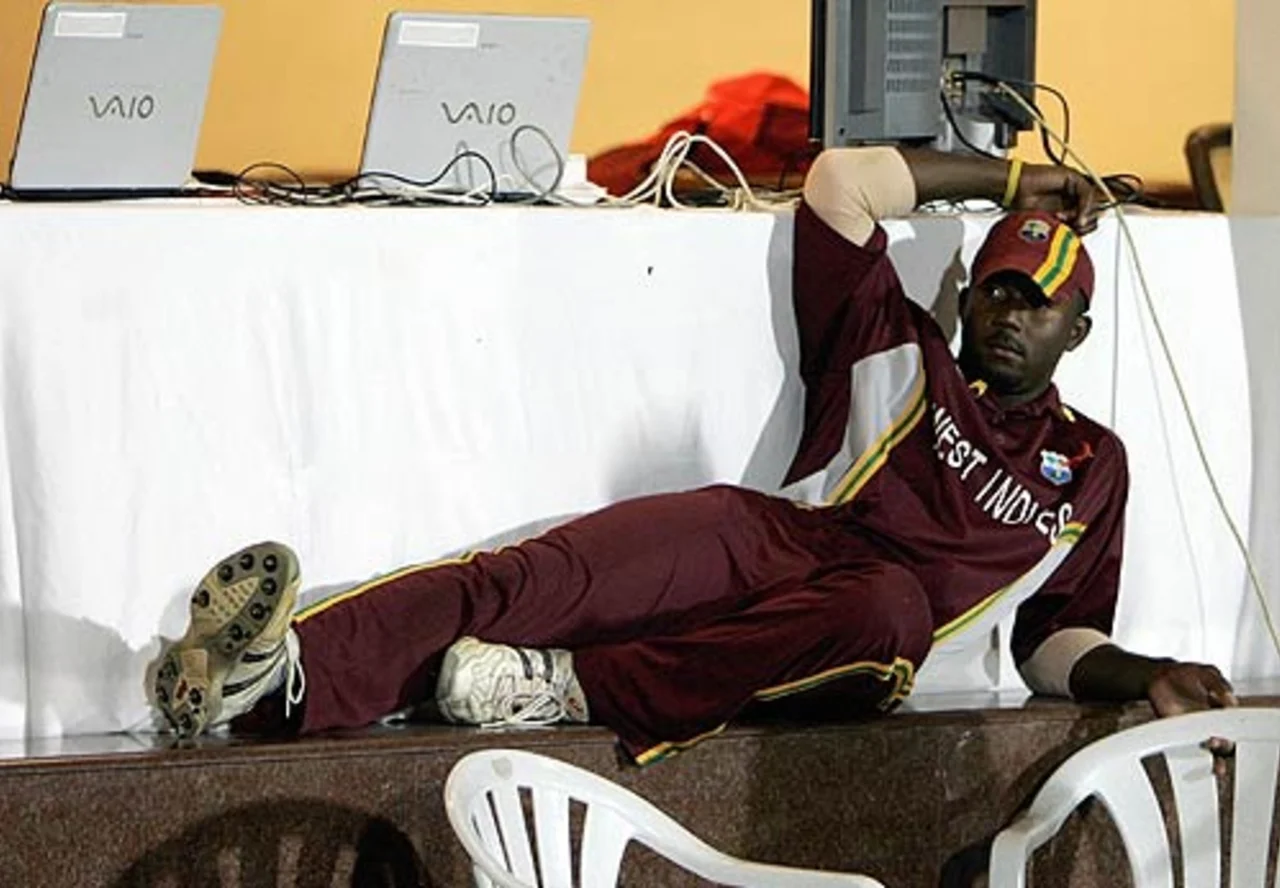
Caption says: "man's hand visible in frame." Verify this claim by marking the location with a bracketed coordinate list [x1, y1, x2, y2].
[897, 149, 1105, 236]
[1146, 661, 1238, 718]
[1071, 644, 1237, 720]
[1012, 164, 1104, 235]
[1072, 647, 1239, 757]
[1147, 661, 1238, 770]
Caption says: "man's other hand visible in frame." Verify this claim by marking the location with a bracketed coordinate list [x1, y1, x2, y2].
[1148, 661, 1239, 771]
[1013, 164, 1105, 235]
[1146, 661, 1238, 717]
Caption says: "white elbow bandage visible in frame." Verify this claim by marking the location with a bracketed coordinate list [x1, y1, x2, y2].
[803, 147, 917, 247]
[1019, 627, 1112, 698]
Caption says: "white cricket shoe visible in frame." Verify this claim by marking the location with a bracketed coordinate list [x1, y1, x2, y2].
[436, 636, 589, 728]
[151, 541, 304, 738]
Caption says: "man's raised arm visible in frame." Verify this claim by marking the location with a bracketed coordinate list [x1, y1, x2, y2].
[804, 146, 1101, 245]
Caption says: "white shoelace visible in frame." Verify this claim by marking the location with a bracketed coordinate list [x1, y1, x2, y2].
[283, 631, 306, 721]
[481, 691, 567, 729]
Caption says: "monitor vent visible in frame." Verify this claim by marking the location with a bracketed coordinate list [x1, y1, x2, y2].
[888, 0, 936, 15]
[886, 0, 942, 97]
[889, 36, 937, 54]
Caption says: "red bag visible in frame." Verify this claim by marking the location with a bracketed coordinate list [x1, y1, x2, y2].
[588, 72, 817, 196]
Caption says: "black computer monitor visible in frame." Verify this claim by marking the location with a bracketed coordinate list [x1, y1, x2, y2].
[810, 0, 1037, 153]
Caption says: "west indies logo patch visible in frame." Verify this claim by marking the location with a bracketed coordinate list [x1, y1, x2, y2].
[1040, 450, 1072, 486]
[1040, 442, 1096, 486]
[1019, 218, 1052, 243]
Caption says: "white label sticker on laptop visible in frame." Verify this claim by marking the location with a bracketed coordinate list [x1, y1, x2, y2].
[398, 20, 480, 49]
[54, 11, 128, 39]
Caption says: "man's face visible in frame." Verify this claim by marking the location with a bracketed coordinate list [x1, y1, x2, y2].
[958, 271, 1092, 402]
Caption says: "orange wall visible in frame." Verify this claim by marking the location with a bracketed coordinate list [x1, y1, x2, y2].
[0, 0, 1234, 183]
[1018, 0, 1236, 183]
[0, 0, 815, 178]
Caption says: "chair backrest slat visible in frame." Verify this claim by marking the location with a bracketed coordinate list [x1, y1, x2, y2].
[489, 783, 539, 884]
[445, 749, 885, 888]
[470, 795, 508, 888]
[531, 785, 574, 888]
[1095, 761, 1174, 888]
[578, 803, 633, 888]
[1165, 746, 1221, 888]
[1230, 740, 1280, 888]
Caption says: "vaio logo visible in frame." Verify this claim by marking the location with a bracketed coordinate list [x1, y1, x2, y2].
[89, 94, 157, 120]
[441, 101, 517, 126]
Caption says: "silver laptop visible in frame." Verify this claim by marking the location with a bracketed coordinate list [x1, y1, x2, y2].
[9, 3, 222, 197]
[361, 12, 590, 198]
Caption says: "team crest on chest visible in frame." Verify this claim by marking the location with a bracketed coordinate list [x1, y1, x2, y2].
[1040, 450, 1072, 486]
[1020, 219, 1052, 243]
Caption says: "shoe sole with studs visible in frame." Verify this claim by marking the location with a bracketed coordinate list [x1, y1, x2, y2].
[154, 541, 299, 738]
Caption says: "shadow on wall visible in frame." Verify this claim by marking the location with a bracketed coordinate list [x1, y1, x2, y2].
[885, 216, 969, 339]
[301, 420, 719, 610]
[741, 211, 970, 494]
[1230, 217, 1280, 681]
[0, 603, 170, 739]
[112, 799, 430, 888]
[741, 212, 804, 492]
[13, 405, 720, 739]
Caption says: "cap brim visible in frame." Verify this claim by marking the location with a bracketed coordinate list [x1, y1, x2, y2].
[974, 266, 1054, 306]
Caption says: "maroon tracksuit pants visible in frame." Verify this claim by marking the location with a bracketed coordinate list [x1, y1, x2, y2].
[290, 485, 934, 762]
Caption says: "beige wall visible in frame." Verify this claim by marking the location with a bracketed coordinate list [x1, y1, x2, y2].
[1018, 0, 1235, 185]
[0, 0, 1234, 183]
[1233, 0, 1278, 213]
[0, 0, 816, 178]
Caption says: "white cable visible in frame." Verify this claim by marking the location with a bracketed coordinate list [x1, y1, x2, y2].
[613, 131, 691, 205]
[606, 130, 799, 211]
[230, 130, 790, 211]
[993, 82, 1280, 662]
[665, 134, 758, 210]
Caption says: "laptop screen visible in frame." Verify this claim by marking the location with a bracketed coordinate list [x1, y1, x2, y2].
[9, 3, 222, 193]
[360, 12, 591, 197]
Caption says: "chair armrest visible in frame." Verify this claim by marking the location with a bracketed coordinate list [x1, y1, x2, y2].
[643, 834, 885, 887]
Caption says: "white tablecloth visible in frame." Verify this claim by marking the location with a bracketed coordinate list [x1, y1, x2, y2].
[0, 201, 1266, 740]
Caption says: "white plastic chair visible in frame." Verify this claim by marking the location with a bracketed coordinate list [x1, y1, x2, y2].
[444, 748, 885, 888]
[989, 707, 1280, 888]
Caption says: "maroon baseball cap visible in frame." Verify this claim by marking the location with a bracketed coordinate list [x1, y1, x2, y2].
[970, 211, 1095, 307]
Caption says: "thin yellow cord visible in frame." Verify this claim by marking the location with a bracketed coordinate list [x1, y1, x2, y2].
[1002, 157, 1024, 208]
[994, 82, 1280, 662]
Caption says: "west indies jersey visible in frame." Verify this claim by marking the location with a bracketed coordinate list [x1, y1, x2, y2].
[786, 202, 1128, 664]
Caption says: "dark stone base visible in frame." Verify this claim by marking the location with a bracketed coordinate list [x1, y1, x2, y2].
[3, 684, 1277, 887]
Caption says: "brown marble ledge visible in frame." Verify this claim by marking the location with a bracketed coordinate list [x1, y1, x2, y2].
[4, 677, 1277, 767]
[0, 681, 1277, 888]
